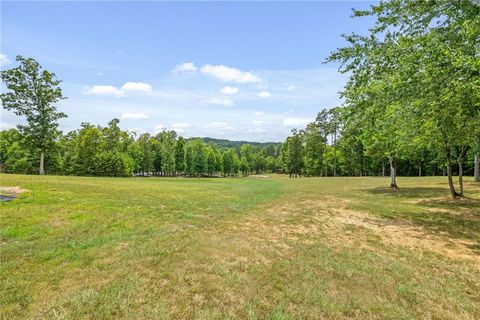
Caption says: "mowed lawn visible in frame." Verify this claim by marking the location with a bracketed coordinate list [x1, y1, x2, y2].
[1, 174, 479, 319]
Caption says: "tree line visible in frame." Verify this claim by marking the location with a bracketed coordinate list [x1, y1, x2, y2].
[281, 0, 480, 197]
[0, 118, 282, 177]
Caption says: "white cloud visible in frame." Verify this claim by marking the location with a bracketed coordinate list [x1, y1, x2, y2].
[220, 86, 239, 95]
[252, 120, 269, 126]
[287, 85, 296, 91]
[283, 118, 311, 127]
[0, 54, 11, 67]
[171, 62, 197, 74]
[257, 91, 271, 98]
[121, 82, 152, 93]
[208, 97, 234, 107]
[248, 127, 266, 133]
[206, 122, 235, 131]
[253, 111, 266, 116]
[97, 72, 105, 76]
[172, 123, 192, 129]
[121, 112, 149, 120]
[87, 85, 124, 97]
[201, 64, 261, 83]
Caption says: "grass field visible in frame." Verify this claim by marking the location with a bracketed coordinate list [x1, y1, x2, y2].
[1, 174, 479, 319]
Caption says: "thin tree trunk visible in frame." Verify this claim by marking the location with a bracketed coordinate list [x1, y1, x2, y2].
[457, 148, 466, 197]
[474, 153, 480, 182]
[458, 159, 464, 196]
[445, 145, 459, 198]
[382, 161, 385, 177]
[39, 149, 45, 175]
[418, 161, 422, 177]
[389, 155, 398, 190]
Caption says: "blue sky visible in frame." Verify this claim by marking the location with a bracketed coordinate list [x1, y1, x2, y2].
[1, 1, 374, 142]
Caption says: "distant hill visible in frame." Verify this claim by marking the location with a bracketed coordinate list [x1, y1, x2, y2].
[188, 137, 282, 150]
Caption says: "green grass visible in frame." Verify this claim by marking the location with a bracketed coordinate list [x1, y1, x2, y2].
[1, 174, 479, 319]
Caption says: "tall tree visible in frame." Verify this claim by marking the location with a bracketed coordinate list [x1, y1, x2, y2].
[282, 130, 304, 178]
[1, 56, 67, 174]
[186, 139, 207, 176]
[315, 110, 331, 176]
[174, 137, 186, 174]
[302, 123, 323, 177]
[221, 148, 237, 177]
[329, 107, 342, 177]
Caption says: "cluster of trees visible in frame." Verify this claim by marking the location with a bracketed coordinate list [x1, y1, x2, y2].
[281, 107, 479, 179]
[0, 120, 282, 177]
[281, 0, 480, 197]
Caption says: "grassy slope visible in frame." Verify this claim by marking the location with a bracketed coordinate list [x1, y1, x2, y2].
[0, 174, 479, 319]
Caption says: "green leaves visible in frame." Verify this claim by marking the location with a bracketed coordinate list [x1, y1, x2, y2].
[326, 0, 479, 195]
[1, 56, 67, 173]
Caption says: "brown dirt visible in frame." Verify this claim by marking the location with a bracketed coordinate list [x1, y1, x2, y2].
[0, 186, 30, 196]
[223, 196, 479, 265]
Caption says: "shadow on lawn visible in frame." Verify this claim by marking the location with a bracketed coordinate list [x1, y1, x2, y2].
[364, 187, 480, 242]
[366, 186, 447, 199]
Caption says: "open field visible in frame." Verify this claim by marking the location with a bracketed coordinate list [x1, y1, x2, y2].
[1, 174, 479, 319]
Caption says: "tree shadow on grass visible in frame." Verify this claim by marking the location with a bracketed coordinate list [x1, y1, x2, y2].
[366, 186, 447, 199]
[363, 187, 480, 242]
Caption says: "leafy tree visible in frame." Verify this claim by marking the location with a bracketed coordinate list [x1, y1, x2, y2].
[186, 139, 207, 176]
[329, 107, 342, 176]
[0, 128, 25, 170]
[1, 56, 67, 174]
[74, 123, 104, 175]
[206, 146, 217, 176]
[221, 148, 237, 177]
[174, 137, 186, 174]
[239, 156, 250, 176]
[157, 130, 176, 175]
[4, 141, 33, 173]
[327, 0, 479, 196]
[136, 133, 154, 175]
[302, 123, 324, 177]
[282, 130, 303, 178]
[240, 144, 253, 175]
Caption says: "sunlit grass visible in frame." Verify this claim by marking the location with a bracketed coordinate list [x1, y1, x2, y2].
[1, 174, 479, 319]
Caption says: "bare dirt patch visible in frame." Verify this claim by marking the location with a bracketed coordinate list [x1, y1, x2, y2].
[0, 186, 30, 196]
[225, 195, 479, 265]
[0, 186, 30, 201]
[334, 209, 479, 262]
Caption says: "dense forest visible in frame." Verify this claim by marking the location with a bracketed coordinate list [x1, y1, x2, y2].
[1, 1, 479, 198]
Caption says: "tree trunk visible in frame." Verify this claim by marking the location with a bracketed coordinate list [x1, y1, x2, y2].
[445, 145, 459, 198]
[418, 161, 422, 177]
[39, 149, 45, 175]
[475, 153, 480, 182]
[388, 155, 398, 189]
[457, 148, 466, 197]
[458, 158, 464, 196]
[382, 161, 385, 177]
